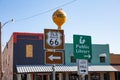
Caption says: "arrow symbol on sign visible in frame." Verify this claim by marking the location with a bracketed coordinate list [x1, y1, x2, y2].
[48, 55, 61, 61]
[84, 54, 91, 58]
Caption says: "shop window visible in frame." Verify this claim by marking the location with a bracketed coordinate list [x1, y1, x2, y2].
[35, 75, 42, 80]
[115, 72, 120, 80]
[85, 75, 88, 80]
[71, 56, 76, 63]
[21, 74, 27, 80]
[26, 44, 33, 58]
[104, 72, 110, 80]
[88, 59, 91, 63]
[49, 74, 59, 80]
[69, 74, 78, 80]
[90, 72, 100, 80]
[100, 57, 105, 63]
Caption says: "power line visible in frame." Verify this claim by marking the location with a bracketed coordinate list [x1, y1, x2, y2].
[15, 0, 77, 22]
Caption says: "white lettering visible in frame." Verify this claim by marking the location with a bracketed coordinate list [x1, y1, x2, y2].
[76, 44, 89, 49]
[76, 49, 90, 54]
[50, 32, 58, 38]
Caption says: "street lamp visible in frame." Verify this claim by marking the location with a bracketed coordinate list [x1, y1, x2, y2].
[0, 19, 13, 80]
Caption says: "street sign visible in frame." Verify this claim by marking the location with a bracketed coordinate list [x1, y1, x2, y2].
[78, 60, 88, 75]
[73, 35, 92, 59]
[45, 51, 63, 64]
[44, 29, 64, 49]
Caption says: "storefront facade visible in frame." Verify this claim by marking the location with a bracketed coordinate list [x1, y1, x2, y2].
[2, 32, 118, 80]
[15, 70, 116, 80]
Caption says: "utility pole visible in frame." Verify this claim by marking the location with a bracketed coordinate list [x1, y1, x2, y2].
[0, 22, 2, 80]
[0, 19, 13, 80]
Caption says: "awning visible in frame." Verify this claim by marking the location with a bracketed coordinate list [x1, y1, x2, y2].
[89, 65, 117, 71]
[16, 65, 77, 73]
[112, 65, 120, 71]
[16, 65, 118, 73]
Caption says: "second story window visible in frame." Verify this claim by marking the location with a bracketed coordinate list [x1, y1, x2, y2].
[88, 59, 91, 63]
[99, 53, 106, 63]
[100, 57, 105, 63]
[26, 44, 33, 58]
[71, 56, 76, 63]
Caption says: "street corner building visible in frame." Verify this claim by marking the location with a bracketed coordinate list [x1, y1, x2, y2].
[2, 32, 120, 80]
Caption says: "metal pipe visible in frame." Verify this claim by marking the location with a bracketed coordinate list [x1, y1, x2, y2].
[0, 22, 2, 80]
[52, 64, 56, 80]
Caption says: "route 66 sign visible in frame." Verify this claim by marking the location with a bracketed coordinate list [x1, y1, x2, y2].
[44, 29, 64, 49]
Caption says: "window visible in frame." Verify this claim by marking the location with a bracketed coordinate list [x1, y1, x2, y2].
[71, 56, 76, 63]
[104, 72, 110, 80]
[26, 44, 33, 58]
[90, 72, 100, 80]
[88, 59, 91, 63]
[99, 53, 106, 63]
[21, 74, 27, 80]
[100, 57, 105, 63]
[69, 74, 78, 80]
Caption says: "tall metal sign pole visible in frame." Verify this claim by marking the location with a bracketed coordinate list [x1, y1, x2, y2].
[52, 9, 66, 80]
[44, 9, 66, 80]
[0, 22, 2, 80]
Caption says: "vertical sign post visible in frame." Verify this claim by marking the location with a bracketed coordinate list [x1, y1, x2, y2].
[45, 9, 67, 80]
[44, 29, 64, 80]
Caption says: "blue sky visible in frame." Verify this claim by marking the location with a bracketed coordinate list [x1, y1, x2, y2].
[0, 0, 120, 54]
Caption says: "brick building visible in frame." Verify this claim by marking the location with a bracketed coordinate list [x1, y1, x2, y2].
[110, 53, 120, 80]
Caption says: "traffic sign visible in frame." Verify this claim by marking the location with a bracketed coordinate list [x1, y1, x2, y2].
[78, 60, 88, 75]
[73, 35, 92, 59]
[44, 29, 64, 49]
[45, 51, 64, 64]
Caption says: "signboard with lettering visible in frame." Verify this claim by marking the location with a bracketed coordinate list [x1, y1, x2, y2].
[73, 35, 92, 60]
[78, 60, 88, 75]
[45, 51, 63, 64]
[44, 29, 64, 49]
